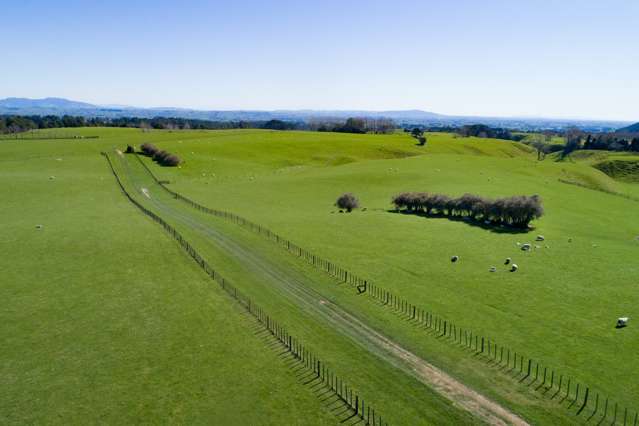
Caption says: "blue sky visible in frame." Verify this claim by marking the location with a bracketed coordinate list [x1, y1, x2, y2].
[2, 0, 637, 120]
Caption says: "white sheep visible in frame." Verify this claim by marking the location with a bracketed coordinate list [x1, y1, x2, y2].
[510, 264, 518, 272]
[451, 255, 459, 263]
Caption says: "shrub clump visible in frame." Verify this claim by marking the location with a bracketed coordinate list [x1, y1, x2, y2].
[162, 154, 181, 167]
[140, 143, 158, 156]
[152, 150, 170, 163]
[392, 192, 543, 228]
[125, 145, 135, 153]
[140, 143, 181, 166]
[336, 193, 360, 212]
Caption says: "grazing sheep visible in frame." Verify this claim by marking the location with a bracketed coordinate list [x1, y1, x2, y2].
[35, 224, 43, 229]
[504, 258, 511, 265]
[48, 176, 55, 180]
[510, 264, 518, 272]
[489, 266, 497, 272]
[617, 317, 629, 328]
[521, 243, 531, 251]
[451, 255, 459, 263]
[536, 235, 545, 241]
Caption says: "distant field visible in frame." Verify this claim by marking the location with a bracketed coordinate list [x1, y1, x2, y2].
[1, 128, 637, 424]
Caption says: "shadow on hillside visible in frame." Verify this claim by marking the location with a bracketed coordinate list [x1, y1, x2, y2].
[387, 210, 533, 234]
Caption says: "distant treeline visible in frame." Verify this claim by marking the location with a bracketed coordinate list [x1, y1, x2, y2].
[562, 128, 639, 155]
[404, 124, 525, 141]
[0, 114, 396, 135]
[392, 192, 544, 228]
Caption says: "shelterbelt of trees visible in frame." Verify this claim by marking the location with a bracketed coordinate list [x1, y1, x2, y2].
[0, 114, 396, 134]
[392, 192, 544, 228]
[562, 128, 639, 155]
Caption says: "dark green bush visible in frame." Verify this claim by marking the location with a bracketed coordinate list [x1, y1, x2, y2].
[140, 143, 158, 156]
[336, 193, 360, 212]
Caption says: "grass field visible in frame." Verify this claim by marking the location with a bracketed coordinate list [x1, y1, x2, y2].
[2, 127, 638, 424]
[0, 137, 349, 425]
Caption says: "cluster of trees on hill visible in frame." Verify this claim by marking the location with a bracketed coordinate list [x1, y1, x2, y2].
[392, 192, 544, 228]
[139, 143, 181, 166]
[562, 130, 639, 155]
[402, 124, 525, 141]
[456, 124, 525, 141]
[0, 114, 396, 135]
[311, 117, 396, 134]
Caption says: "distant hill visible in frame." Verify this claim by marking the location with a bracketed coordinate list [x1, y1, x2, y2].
[617, 122, 639, 133]
[0, 97, 631, 132]
[0, 97, 96, 110]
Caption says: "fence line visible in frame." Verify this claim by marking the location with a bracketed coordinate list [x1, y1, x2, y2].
[103, 152, 387, 426]
[0, 133, 99, 140]
[133, 152, 636, 424]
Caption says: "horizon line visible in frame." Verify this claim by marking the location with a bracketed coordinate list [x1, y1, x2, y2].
[0, 96, 634, 123]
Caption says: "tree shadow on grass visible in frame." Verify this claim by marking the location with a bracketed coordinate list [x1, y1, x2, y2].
[387, 210, 533, 235]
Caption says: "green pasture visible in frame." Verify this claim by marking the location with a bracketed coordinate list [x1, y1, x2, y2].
[0, 136, 342, 425]
[2, 127, 638, 424]
[134, 129, 638, 414]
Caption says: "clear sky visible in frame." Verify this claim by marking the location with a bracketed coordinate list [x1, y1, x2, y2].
[2, 0, 637, 120]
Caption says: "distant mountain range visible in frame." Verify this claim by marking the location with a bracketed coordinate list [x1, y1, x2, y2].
[0, 97, 632, 132]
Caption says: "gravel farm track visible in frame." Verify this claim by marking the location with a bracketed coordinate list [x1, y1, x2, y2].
[113, 150, 529, 426]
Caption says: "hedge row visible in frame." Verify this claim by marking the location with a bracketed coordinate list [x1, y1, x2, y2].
[139, 143, 181, 166]
[392, 192, 543, 228]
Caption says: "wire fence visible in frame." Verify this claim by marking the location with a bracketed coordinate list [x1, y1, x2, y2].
[0, 131, 99, 140]
[133, 152, 637, 424]
[103, 152, 388, 426]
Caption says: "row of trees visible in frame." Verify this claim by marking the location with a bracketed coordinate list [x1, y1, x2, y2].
[0, 114, 396, 135]
[392, 192, 544, 228]
[455, 124, 525, 141]
[139, 143, 181, 166]
[0, 114, 295, 133]
[311, 117, 396, 134]
[561, 128, 639, 156]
